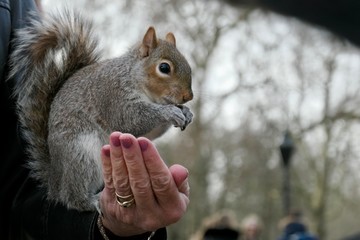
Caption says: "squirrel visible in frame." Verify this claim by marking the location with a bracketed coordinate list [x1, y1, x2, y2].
[9, 9, 193, 211]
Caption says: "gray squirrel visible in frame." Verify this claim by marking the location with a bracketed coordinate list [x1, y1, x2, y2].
[9, 10, 193, 211]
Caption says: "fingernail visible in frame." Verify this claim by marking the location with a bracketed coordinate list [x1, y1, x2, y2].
[121, 137, 133, 149]
[111, 136, 121, 147]
[139, 140, 148, 152]
[102, 146, 110, 157]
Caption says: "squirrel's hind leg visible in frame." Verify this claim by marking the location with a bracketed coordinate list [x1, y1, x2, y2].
[47, 130, 105, 211]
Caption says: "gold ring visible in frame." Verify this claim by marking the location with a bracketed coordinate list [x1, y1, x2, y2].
[115, 193, 133, 199]
[115, 192, 135, 208]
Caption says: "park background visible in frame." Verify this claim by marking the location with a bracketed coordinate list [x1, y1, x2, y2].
[42, 0, 360, 239]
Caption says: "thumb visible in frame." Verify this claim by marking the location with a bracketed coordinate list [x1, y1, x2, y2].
[169, 164, 190, 197]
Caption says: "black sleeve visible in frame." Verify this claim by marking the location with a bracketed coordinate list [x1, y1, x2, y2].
[13, 177, 167, 240]
[0, 0, 10, 80]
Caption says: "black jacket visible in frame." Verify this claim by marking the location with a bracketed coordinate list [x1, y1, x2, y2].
[0, 1, 166, 239]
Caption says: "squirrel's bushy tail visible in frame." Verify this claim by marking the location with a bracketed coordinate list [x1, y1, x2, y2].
[9, 9, 100, 181]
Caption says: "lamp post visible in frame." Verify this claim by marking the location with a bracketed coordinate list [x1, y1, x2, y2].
[279, 130, 295, 216]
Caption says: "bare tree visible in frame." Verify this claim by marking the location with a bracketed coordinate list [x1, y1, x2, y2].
[41, 1, 360, 239]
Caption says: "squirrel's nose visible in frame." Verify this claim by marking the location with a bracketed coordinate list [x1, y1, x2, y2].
[183, 91, 193, 103]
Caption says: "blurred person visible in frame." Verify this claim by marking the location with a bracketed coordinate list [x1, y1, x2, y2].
[277, 209, 304, 230]
[241, 214, 263, 240]
[203, 213, 240, 240]
[190, 210, 241, 240]
[277, 222, 318, 240]
[277, 212, 318, 240]
[1, 0, 190, 239]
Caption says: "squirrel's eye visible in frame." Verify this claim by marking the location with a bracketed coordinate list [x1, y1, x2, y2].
[159, 62, 171, 74]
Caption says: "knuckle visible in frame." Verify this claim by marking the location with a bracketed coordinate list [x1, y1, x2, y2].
[113, 168, 122, 178]
[131, 178, 151, 194]
[104, 175, 113, 186]
[152, 175, 172, 190]
[111, 148, 123, 159]
[151, 175, 172, 193]
[123, 153, 137, 166]
[115, 178, 130, 192]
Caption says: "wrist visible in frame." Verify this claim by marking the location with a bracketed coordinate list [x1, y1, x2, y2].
[98, 215, 154, 240]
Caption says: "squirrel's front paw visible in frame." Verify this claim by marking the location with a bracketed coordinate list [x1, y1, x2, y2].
[176, 105, 193, 131]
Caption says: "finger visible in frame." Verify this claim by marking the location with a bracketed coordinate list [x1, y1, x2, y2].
[100, 144, 118, 215]
[109, 132, 132, 197]
[101, 144, 113, 190]
[138, 137, 188, 210]
[119, 134, 155, 208]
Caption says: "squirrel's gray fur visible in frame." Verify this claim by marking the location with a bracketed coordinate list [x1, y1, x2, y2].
[9, 9, 193, 211]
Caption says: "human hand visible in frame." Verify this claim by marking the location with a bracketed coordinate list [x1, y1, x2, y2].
[99, 132, 190, 237]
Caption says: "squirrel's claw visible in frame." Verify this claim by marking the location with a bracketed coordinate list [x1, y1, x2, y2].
[176, 105, 193, 131]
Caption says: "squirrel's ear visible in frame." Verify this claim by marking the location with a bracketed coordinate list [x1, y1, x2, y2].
[165, 32, 176, 47]
[140, 26, 158, 57]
